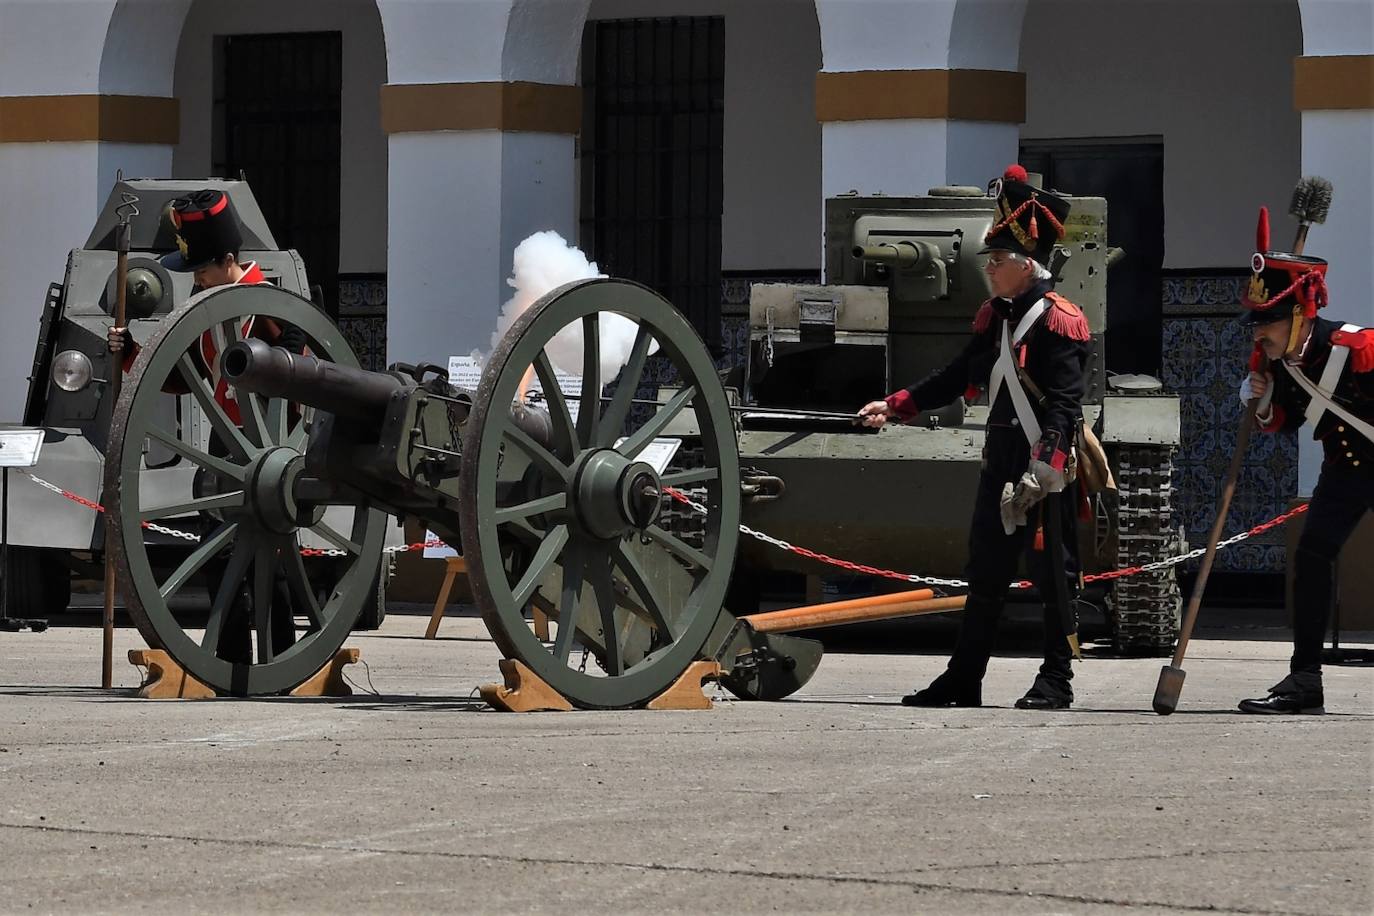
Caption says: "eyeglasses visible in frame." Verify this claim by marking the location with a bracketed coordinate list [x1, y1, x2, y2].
[983, 256, 1017, 270]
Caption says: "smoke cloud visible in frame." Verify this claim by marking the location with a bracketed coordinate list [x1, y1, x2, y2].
[490, 230, 657, 385]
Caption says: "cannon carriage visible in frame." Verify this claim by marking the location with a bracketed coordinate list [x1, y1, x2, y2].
[105, 277, 823, 706]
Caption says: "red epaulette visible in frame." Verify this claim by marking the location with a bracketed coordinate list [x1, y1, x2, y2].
[1331, 327, 1374, 373]
[971, 300, 998, 335]
[1042, 292, 1091, 342]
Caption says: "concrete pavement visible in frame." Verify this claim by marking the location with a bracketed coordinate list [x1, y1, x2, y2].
[0, 611, 1370, 915]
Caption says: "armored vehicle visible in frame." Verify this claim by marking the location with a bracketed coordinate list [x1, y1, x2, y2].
[13, 179, 392, 624]
[730, 186, 1184, 653]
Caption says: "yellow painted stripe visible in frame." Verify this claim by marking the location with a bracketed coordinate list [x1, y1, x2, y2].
[816, 69, 1025, 124]
[1294, 55, 1374, 110]
[0, 95, 179, 143]
[381, 81, 582, 134]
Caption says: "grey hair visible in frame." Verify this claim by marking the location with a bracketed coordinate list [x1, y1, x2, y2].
[1007, 252, 1053, 281]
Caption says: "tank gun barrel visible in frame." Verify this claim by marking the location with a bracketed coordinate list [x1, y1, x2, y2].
[852, 241, 924, 269]
[222, 338, 404, 424]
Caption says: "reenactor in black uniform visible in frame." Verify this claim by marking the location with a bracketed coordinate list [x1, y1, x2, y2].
[108, 191, 300, 662]
[1238, 206, 1374, 714]
[859, 166, 1091, 709]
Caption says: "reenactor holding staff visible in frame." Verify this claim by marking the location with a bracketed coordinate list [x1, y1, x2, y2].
[1237, 200, 1374, 714]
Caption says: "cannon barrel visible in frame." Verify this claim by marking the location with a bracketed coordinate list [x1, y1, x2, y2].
[224, 338, 558, 447]
[221, 338, 404, 423]
[852, 240, 924, 268]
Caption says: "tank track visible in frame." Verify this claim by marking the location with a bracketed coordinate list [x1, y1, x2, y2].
[1105, 444, 1184, 655]
[658, 442, 708, 554]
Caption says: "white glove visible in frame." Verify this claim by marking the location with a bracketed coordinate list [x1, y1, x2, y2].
[1238, 375, 1253, 405]
[999, 475, 1037, 535]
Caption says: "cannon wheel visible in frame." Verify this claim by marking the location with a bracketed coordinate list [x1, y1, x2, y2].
[459, 278, 740, 709]
[106, 284, 387, 696]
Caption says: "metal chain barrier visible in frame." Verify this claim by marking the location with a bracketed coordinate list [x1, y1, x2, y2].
[19, 470, 1311, 589]
[662, 487, 1310, 593]
[21, 471, 451, 557]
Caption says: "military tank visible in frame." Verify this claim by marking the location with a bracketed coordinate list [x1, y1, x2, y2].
[726, 185, 1184, 654]
[13, 178, 394, 626]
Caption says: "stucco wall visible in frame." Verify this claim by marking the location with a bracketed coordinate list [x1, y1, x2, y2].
[1021, 0, 1302, 270]
[587, 0, 822, 271]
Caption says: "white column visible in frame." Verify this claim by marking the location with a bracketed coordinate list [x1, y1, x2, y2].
[378, 0, 585, 365]
[385, 130, 576, 362]
[1295, 0, 1374, 493]
[0, 1, 112, 419]
[815, 0, 1027, 278]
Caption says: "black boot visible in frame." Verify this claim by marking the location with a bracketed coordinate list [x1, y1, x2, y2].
[1238, 672, 1324, 715]
[902, 671, 982, 707]
[1014, 689, 1072, 710]
[1017, 597, 1075, 710]
[1014, 670, 1073, 709]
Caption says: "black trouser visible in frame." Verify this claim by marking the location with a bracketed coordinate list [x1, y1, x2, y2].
[1291, 463, 1374, 676]
[943, 427, 1080, 699]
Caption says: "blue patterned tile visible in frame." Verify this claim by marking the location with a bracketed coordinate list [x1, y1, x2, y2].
[1163, 272, 1297, 574]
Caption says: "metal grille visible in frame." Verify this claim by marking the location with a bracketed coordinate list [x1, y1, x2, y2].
[217, 32, 343, 320]
[579, 17, 725, 351]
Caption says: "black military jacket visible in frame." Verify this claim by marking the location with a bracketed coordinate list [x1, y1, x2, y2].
[885, 279, 1090, 466]
[1258, 316, 1374, 475]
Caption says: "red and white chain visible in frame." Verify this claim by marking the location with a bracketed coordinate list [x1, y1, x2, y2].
[18, 469, 1309, 586]
[21, 471, 452, 556]
[663, 487, 1310, 591]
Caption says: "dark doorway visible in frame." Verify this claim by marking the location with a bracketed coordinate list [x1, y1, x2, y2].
[217, 32, 343, 320]
[579, 17, 725, 351]
[1020, 139, 1164, 375]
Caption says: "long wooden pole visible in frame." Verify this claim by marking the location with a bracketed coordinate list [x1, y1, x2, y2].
[1153, 398, 1260, 714]
[101, 221, 130, 689]
[741, 587, 966, 634]
[1173, 400, 1257, 667]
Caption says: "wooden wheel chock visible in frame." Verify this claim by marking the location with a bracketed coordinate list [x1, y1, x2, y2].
[479, 658, 721, 712]
[128, 648, 362, 699]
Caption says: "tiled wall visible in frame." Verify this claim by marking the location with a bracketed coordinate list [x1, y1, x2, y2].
[337, 274, 388, 372]
[1161, 271, 1296, 573]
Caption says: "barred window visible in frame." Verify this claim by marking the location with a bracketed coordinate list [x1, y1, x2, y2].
[579, 17, 725, 351]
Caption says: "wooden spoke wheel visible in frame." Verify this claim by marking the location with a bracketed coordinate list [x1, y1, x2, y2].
[106, 284, 387, 696]
[459, 279, 740, 709]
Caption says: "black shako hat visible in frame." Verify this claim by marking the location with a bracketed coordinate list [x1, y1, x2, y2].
[160, 189, 243, 271]
[1238, 206, 1328, 326]
[979, 164, 1071, 267]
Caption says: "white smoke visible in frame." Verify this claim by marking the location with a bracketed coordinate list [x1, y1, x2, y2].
[489, 230, 657, 385]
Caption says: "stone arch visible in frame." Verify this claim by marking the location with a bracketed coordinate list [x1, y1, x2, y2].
[99, 0, 196, 97]
[501, 0, 592, 84]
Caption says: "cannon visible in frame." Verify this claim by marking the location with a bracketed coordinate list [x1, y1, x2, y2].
[105, 277, 824, 706]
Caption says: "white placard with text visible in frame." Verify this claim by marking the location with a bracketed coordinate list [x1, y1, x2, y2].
[425, 357, 586, 559]
[0, 428, 44, 468]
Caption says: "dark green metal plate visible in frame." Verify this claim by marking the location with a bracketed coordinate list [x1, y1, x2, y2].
[458, 278, 740, 709]
[106, 284, 385, 696]
[705, 612, 824, 702]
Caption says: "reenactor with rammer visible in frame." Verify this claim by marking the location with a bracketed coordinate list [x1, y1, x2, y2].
[859, 165, 1091, 710]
